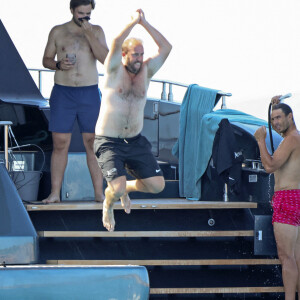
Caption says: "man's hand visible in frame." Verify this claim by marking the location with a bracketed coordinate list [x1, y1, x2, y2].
[81, 20, 93, 36]
[131, 10, 141, 24]
[59, 57, 75, 71]
[271, 95, 281, 106]
[254, 126, 267, 142]
[137, 9, 146, 25]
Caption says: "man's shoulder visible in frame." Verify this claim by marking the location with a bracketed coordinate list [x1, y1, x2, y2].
[293, 132, 300, 146]
[50, 22, 70, 34]
[289, 130, 300, 140]
[91, 24, 103, 30]
[283, 131, 300, 149]
[91, 24, 105, 36]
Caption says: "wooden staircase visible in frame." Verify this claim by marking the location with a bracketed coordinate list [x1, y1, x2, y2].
[25, 198, 284, 299]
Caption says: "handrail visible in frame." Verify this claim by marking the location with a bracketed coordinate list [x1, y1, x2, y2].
[28, 68, 232, 106]
[0, 121, 13, 170]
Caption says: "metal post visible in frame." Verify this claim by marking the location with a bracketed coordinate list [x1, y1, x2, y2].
[223, 183, 228, 202]
[168, 83, 173, 101]
[38, 70, 42, 94]
[221, 95, 227, 109]
[0, 121, 13, 170]
[161, 82, 167, 100]
[4, 125, 9, 170]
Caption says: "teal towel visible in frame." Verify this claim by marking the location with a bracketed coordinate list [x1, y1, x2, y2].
[172, 84, 219, 200]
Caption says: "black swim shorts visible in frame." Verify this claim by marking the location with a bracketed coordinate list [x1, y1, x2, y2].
[94, 134, 163, 182]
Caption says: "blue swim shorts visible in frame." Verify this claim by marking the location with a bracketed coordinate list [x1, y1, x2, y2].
[49, 84, 101, 133]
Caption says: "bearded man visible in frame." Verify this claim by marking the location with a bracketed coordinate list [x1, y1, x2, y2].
[94, 9, 172, 231]
[42, 0, 108, 204]
[255, 96, 300, 300]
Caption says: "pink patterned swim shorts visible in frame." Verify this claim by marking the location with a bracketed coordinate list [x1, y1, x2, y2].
[271, 189, 300, 226]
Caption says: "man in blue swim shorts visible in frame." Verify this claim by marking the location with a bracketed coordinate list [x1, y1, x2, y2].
[42, 0, 108, 203]
[255, 96, 300, 299]
[94, 9, 172, 232]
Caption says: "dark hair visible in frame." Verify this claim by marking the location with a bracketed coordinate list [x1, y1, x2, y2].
[70, 0, 95, 10]
[272, 103, 293, 116]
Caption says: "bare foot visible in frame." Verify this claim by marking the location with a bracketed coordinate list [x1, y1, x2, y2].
[102, 199, 115, 231]
[42, 194, 60, 204]
[120, 193, 131, 214]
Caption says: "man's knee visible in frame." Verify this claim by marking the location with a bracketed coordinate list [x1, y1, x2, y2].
[106, 178, 126, 199]
[147, 177, 165, 194]
[277, 248, 294, 262]
[52, 133, 71, 152]
[111, 188, 126, 199]
[82, 133, 95, 150]
[276, 242, 297, 270]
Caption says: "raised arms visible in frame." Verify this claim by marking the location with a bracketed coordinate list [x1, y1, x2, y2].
[105, 12, 141, 74]
[138, 9, 172, 78]
[105, 9, 172, 77]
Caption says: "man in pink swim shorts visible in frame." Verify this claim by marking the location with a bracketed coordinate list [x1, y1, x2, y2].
[255, 96, 300, 300]
[272, 189, 300, 226]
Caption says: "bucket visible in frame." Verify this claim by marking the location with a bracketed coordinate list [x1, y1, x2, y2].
[9, 171, 41, 201]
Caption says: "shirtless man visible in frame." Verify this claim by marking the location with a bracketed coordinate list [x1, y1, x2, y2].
[94, 9, 172, 231]
[254, 96, 300, 300]
[42, 0, 108, 203]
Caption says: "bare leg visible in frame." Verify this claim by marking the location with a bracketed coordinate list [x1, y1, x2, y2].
[82, 133, 104, 202]
[126, 176, 165, 194]
[102, 189, 116, 232]
[42, 132, 71, 204]
[102, 176, 126, 231]
[102, 176, 164, 231]
[294, 227, 300, 300]
[119, 176, 165, 214]
[120, 193, 131, 214]
[274, 222, 298, 300]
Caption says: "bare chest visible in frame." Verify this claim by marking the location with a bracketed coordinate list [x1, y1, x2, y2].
[276, 147, 300, 180]
[56, 31, 91, 55]
[116, 69, 148, 101]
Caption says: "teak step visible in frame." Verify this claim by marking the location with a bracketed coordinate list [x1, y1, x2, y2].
[149, 287, 284, 295]
[25, 199, 257, 211]
[47, 258, 280, 266]
[38, 230, 254, 238]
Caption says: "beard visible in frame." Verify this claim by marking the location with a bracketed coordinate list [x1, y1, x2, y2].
[273, 122, 289, 135]
[73, 17, 82, 27]
[280, 126, 289, 135]
[125, 61, 142, 74]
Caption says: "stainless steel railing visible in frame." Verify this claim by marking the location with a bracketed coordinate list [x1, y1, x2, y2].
[0, 121, 13, 169]
[28, 68, 231, 105]
[28, 68, 189, 102]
